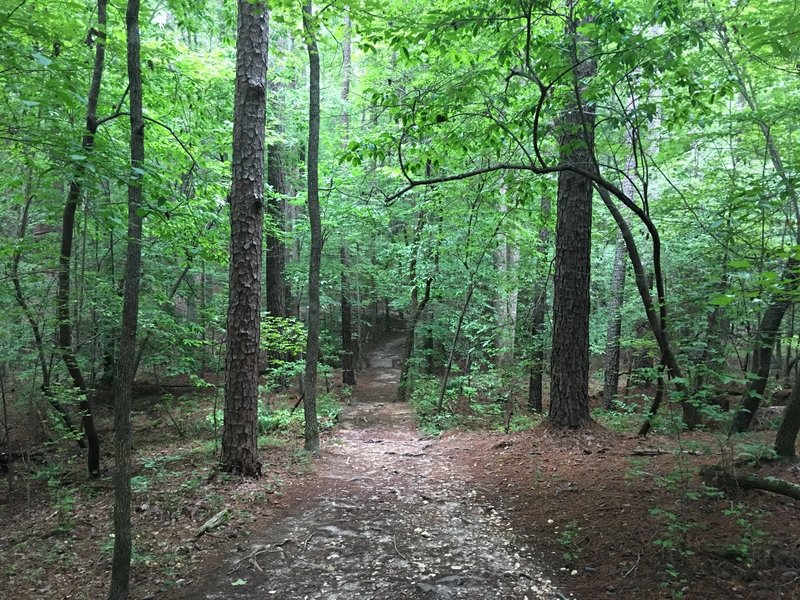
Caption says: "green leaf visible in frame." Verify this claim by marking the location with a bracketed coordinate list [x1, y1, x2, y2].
[231, 579, 247, 586]
[709, 294, 735, 307]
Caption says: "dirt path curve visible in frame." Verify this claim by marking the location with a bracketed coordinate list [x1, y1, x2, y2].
[183, 336, 565, 599]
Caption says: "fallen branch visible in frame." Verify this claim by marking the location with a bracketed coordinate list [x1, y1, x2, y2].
[631, 448, 700, 456]
[702, 465, 800, 501]
[195, 508, 229, 537]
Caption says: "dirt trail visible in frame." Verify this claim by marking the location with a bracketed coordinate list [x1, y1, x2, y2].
[178, 336, 565, 599]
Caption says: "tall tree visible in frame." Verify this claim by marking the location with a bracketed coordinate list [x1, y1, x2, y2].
[302, 0, 322, 452]
[56, 0, 108, 476]
[109, 0, 145, 595]
[221, 0, 268, 475]
[339, 13, 356, 386]
[548, 4, 595, 428]
[602, 234, 626, 409]
[528, 196, 551, 413]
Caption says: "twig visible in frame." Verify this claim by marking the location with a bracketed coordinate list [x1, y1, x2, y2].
[623, 553, 641, 577]
[303, 530, 316, 551]
[392, 534, 407, 561]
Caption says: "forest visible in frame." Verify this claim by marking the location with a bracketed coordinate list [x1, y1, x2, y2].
[1, 0, 799, 598]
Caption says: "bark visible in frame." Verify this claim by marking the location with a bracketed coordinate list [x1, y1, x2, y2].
[265, 142, 288, 319]
[775, 367, 800, 459]
[339, 14, 355, 386]
[528, 196, 550, 413]
[221, 0, 268, 474]
[108, 0, 144, 596]
[702, 465, 800, 501]
[549, 8, 595, 428]
[265, 37, 291, 320]
[57, 0, 107, 477]
[731, 259, 800, 433]
[603, 233, 626, 408]
[302, 0, 322, 452]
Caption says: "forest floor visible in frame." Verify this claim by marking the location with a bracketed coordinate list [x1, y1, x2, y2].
[1, 334, 800, 599]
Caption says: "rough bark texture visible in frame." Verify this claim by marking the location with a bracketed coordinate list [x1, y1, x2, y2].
[775, 367, 800, 458]
[302, 0, 322, 452]
[528, 196, 550, 413]
[730, 258, 799, 433]
[57, 0, 107, 476]
[109, 0, 143, 595]
[222, 0, 268, 475]
[603, 233, 626, 408]
[549, 9, 595, 428]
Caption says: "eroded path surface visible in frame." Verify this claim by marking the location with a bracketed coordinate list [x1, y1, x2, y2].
[186, 337, 564, 600]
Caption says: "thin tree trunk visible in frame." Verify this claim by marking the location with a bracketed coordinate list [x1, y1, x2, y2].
[221, 0, 268, 474]
[603, 232, 626, 408]
[56, 0, 108, 477]
[528, 196, 551, 413]
[436, 284, 475, 412]
[339, 13, 355, 386]
[109, 0, 144, 595]
[341, 246, 356, 385]
[11, 193, 83, 445]
[302, 0, 322, 452]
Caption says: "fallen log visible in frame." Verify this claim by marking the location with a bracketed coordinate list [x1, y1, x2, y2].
[701, 465, 800, 501]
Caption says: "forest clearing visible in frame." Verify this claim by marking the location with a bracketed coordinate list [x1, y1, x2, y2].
[2, 0, 800, 598]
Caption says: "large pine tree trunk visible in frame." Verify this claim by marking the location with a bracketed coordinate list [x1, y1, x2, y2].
[549, 7, 595, 428]
[108, 0, 144, 594]
[302, 0, 322, 452]
[221, 0, 268, 474]
[57, 0, 108, 477]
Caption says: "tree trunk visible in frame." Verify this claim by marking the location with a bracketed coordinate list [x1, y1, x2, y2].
[603, 232, 626, 408]
[11, 193, 83, 445]
[397, 212, 434, 402]
[108, 1, 144, 595]
[731, 258, 800, 433]
[775, 367, 800, 459]
[339, 14, 355, 387]
[549, 8, 595, 428]
[265, 37, 291, 320]
[341, 247, 356, 385]
[302, 0, 322, 452]
[528, 196, 551, 413]
[494, 213, 519, 368]
[56, 0, 108, 477]
[221, 0, 268, 475]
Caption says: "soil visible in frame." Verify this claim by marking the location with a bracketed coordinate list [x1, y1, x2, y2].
[1, 334, 800, 599]
[169, 336, 563, 599]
